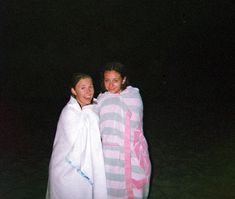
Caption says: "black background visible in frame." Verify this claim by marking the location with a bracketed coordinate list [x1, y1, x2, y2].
[1, 1, 233, 101]
[1, 1, 234, 198]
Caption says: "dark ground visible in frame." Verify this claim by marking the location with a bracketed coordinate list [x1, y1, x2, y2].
[0, 95, 234, 198]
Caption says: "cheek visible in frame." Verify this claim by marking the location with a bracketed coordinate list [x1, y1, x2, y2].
[104, 82, 109, 88]
[115, 82, 122, 88]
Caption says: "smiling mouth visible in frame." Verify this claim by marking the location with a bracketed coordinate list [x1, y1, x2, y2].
[84, 97, 92, 100]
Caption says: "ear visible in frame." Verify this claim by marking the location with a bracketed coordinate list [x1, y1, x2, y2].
[71, 88, 76, 96]
[122, 77, 126, 84]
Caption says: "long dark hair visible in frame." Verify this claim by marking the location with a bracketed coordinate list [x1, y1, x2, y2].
[70, 73, 92, 88]
[100, 62, 129, 92]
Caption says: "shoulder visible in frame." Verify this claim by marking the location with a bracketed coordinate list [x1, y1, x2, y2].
[122, 86, 141, 97]
[97, 92, 107, 100]
[97, 92, 113, 103]
[59, 97, 81, 120]
[124, 86, 139, 93]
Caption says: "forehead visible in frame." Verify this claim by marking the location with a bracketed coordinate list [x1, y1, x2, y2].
[104, 70, 121, 78]
[76, 78, 93, 86]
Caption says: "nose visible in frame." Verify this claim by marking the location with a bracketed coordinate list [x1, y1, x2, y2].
[108, 81, 114, 89]
[86, 88, 93, 94]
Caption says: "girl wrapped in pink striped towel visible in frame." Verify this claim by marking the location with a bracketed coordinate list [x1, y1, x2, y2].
[97, 62, 151, 199]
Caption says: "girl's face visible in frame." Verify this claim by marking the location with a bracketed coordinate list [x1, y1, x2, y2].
[104, 70, 126, 93]
[71, 78, 94, 107]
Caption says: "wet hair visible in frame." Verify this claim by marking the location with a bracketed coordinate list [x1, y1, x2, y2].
[70, 73, 93, 100]
[70, 73, 93, 89]
[100, 62, 129, 92]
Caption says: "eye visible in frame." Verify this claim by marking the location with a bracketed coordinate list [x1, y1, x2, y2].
[113, 79, 119, 83]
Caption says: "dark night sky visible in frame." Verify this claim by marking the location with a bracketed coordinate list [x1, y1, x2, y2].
[1, 1, 234, 103]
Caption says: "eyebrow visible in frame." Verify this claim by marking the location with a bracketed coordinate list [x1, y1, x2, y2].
[105, 77, 121, 80]
[79, 84, 93, 87]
